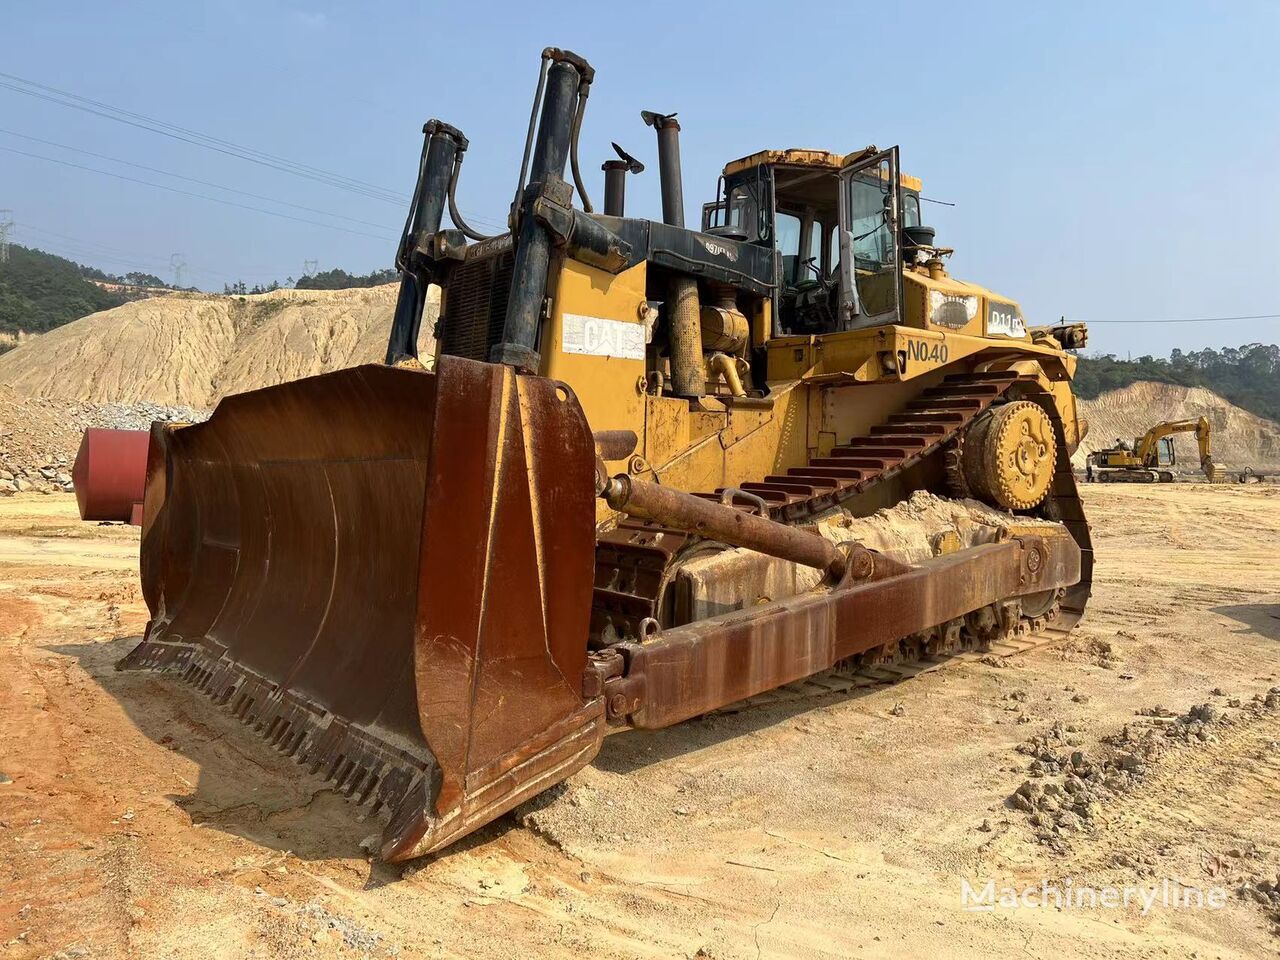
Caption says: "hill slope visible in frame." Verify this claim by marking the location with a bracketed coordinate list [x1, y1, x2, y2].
[1076, 381, 1280, 472]
[0, 283, 437, 407]
[1075, 344, 1280, 424]
[4, 293, 1276, 473]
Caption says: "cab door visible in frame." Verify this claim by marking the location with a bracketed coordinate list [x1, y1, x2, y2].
[837, 147, 902, 329]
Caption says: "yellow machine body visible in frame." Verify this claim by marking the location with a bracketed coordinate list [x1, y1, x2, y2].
[121, 48, 1095, 864]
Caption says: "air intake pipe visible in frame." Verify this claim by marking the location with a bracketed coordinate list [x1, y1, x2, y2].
[642, 110, 703, 398]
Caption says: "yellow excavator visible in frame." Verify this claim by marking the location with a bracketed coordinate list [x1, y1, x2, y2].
[119, 48, 1092, 861]
[1089, 416, 1222, 482]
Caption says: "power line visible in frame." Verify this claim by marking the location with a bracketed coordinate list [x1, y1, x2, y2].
[0, 71, 404, 204]
[14, 223, 190, 269]
[0, 70, 508, 230]
[0, 128, 399, 231]
[1078, 314, 1280, 325]
[10, 223, 289, 285]
[0, 143, 397, 241]
[13, 222, 283, 275]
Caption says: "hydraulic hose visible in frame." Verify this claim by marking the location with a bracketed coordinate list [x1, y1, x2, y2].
[447, 156, 493, 242]
[512, 54, 551, 227]
[569, 85, 593, 213]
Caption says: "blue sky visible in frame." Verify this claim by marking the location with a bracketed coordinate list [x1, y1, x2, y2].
[3, 1, 1277, 357]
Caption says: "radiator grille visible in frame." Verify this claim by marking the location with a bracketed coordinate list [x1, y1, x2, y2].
[438, 250, 514, 362]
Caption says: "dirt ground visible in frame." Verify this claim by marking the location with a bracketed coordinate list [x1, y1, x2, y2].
[1, 484, 1278, 959]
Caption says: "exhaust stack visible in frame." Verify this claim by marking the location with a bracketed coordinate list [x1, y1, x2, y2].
[641, 111, 685, 227]
[601, 142, 643, 217]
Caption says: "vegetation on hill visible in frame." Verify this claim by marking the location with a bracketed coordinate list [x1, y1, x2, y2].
[293, 267, 397, 290]
[1075, 343, 1280, 422]
[79, 265, 191, 291]
[220, 268, 396, 295]
[222, 280, 282, 295]
[0, 243, 400, 350]
[0, 245, 127, 342]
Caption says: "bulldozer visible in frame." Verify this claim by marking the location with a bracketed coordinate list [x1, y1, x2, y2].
[119, 48, 1093, 862]
[1089, 416, 1222, 482]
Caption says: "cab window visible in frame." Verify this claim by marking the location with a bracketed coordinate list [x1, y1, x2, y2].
[902, 192, 921, 228]
[775, 211, 801, 284]
[840, 149, 902, 327]
[847, 170, 894, 266]
[806, 227, 823, 279]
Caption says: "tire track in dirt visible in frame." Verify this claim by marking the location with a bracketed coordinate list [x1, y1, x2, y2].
[1069, 707, 1280, 875]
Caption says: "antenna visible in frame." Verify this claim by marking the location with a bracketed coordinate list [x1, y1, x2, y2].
[169, 252, 186, 288]
[303, 258, 318, 276]
[0, 210, 13, 264]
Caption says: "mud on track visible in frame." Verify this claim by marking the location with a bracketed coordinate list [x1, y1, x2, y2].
[1, 485, 1278, 958]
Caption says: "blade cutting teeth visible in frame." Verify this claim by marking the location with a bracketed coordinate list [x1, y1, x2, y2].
[120, 637, 436, 826]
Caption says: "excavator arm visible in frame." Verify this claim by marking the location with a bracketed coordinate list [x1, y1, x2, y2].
[1135, 417, 1218, 479]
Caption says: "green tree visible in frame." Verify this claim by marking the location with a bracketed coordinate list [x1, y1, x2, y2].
[1075, 344, 1280, 422]
[293, 267, 397, 290]
[0, 244, 127, 336]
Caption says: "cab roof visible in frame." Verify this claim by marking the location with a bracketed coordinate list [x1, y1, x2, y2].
[722, 147, 923, 192]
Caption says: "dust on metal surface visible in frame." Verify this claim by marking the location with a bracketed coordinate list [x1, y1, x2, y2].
[598, 532, 1080, 730]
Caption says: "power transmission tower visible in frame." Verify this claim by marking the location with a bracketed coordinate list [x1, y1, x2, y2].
[170, 252, 186, 288]
[0, 211, 13, 263]
[303, 259, 318, 276]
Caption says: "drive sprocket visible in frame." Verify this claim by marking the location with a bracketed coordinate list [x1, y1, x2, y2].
[962, 400, 1056, 510]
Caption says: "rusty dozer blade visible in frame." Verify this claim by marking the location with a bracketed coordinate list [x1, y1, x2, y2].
[119, 356, 603, 861]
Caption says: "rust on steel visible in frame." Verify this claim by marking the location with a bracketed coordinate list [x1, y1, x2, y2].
[118, 356, 1086, 863]
[603, 472, 851, 578]
[594, 532, 1080, 729]
[119, 356, 603, 863]
[592, 429, 639, 462]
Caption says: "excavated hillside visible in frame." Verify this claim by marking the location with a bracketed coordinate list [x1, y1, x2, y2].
[3, 293, 1277, 475]
[0, 284, 438, 407]
[1076, 381, 1280, 473]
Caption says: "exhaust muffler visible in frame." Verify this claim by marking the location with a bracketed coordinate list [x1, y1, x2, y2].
[643, 109, 704, 398]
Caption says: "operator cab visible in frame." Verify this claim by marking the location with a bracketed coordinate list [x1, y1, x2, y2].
[703, 148, 926, 337]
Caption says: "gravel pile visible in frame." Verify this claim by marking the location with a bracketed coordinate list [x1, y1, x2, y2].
[0, 385, 207, 494]
[1009, 691, 1280, 851]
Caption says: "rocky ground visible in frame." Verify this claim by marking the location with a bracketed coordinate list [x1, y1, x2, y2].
[0, 483, 1278, 958]
[0, 386, 206, 494]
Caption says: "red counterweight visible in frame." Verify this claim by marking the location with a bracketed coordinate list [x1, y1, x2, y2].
[72, 428, 150, 523]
